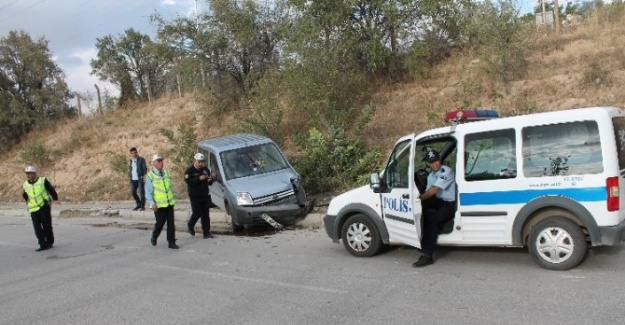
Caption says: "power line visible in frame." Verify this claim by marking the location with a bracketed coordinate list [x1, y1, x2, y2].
[0, 0, 20, 12]
[0, 0, 48, 24]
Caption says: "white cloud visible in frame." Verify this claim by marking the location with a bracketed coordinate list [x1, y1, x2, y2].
[162, 0, 177, 5]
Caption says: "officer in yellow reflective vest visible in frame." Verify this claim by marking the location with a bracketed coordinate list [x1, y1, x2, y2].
[22, 166, 59, 251]
[145, 154, 179, 249]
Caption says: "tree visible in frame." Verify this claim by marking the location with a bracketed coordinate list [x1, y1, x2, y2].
[0, 30, 74, 150]
[91, 28, 169, 105]
[463, 0, 529, 93]
[287, 0, 428, 76]
[153, 0, 287, 111]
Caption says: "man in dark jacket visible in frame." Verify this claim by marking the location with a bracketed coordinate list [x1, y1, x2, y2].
[22, 166, 59, 251]
[128, 147, 147, 210]
[185, 153, 214, 238]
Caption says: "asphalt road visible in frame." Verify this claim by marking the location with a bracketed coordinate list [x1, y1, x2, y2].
[2, 214, 625, 325]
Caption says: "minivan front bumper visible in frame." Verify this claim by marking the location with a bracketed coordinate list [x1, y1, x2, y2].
[233, 203, 310, 226]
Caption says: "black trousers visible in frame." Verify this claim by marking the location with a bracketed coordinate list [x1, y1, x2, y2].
[188, 196, 211, 235]
[152, 205, 176, 243]
[31, 205, 54, 247]
[421, 198, 456, 258]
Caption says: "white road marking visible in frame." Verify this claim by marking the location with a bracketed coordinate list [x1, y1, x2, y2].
[156, 263, 348, 294]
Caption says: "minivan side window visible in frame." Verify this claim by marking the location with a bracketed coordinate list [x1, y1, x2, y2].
[465, 129, 516, 181]
[209, 153, 222, 181]
[522, 121, 603, 177]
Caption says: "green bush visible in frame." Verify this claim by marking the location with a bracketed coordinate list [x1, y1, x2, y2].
[292, 126, 382, 195]
[107, 151, 128, 176]
[20, 139, 49, 167]
[160, 123, 197, 172]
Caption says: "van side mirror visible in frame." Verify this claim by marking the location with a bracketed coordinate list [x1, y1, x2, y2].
[370, 172, 382, 193]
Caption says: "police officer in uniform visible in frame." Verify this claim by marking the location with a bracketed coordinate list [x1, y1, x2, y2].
[185, 153, 214, 239]
[413, 150, 456, 267]
[145, 154, 179, 249]
[22, 166, 59, 251]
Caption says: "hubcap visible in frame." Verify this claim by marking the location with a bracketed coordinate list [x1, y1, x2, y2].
[346, 222, 371, 252]
[535, 226, 574, 264]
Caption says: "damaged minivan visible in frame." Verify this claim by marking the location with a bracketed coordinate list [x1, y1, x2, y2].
[197, 134, 309, 230]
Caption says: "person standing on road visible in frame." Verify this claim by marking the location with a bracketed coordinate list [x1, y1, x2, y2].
[185, 153, 214, 239]
[128, 147, 147, 211]
[22, 166, 60, 251]
[413, 150, 456, 267]
[145, 154, 179, 249]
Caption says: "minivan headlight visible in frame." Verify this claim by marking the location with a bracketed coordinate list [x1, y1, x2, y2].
[236, 192, 254, 206]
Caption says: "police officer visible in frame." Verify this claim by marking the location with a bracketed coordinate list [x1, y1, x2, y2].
[22, 166, 59, 251]
[185, 153, 214, 239]
[413, 150, 456, 267]
[145, 154, 179, 249]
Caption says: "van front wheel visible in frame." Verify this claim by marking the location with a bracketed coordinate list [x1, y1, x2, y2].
[528, 217, 587, 270]
[341, 214, 382, 257]
[226, 203, 244, 232]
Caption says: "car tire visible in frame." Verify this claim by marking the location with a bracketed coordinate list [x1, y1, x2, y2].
[226, 203, 244, 232]
[528, 217, 587, 270]
[341, 214, 382, 257]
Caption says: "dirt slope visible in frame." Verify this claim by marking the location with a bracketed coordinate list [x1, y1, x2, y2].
[2, 19, 625, 202]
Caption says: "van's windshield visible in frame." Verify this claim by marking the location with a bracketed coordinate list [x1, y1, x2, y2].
[221, 143, 289, 180]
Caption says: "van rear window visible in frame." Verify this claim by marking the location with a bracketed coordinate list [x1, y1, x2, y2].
[522, 121, 602, 177]
[612, 117, 625, 171]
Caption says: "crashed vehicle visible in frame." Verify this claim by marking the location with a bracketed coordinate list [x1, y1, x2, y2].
[197, 134, 309, 230]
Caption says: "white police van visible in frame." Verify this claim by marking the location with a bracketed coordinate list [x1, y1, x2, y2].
[323, 107, 625, 270]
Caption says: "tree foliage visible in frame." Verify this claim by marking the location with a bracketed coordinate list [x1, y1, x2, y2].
[153, 0, 287, 111]
[0, 30, 74, 150]
[464, 0, 530, 93]
[91, 28, 170, 106]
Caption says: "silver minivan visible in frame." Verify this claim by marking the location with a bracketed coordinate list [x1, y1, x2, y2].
[197, 134, 309, 230]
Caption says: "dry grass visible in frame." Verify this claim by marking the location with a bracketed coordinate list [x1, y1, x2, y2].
[2, 13, 625, 201]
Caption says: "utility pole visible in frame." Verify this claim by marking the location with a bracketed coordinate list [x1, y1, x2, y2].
[75, 92, 82, 117]
[554, 0, 560, 34]
[94, 84, 103, 115]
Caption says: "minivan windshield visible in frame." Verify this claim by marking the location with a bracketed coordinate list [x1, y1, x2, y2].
[221, 143, 289, 180]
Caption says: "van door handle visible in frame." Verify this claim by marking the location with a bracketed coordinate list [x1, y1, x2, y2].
[401, 194, 409, 199]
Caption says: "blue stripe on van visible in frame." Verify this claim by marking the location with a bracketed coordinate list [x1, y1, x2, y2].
[459, 187, 606, 206]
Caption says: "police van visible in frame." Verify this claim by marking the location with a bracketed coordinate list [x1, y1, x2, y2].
[323, 107, 625, 270]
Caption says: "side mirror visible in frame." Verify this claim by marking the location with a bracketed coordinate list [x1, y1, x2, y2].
[370, 172, 382, 193]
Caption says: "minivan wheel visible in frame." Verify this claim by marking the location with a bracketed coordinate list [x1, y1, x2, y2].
[226, 203, 244, 232]
[341, 214, 382, 257]
[528, 217, 587, 270]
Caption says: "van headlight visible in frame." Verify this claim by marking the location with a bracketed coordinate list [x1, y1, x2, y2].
[236, 192, 254, 206]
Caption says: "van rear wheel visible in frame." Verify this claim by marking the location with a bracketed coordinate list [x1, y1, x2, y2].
[341, 214, 382, 257]
[528, 217, 587, 270]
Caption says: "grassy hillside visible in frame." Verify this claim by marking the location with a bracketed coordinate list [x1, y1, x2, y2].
[2, 17, 625, 202]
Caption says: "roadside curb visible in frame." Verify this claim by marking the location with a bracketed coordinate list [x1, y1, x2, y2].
[0, 201, 326, 230]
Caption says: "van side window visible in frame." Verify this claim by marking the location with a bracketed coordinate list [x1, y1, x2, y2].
[384, 140, 411, 189]
[522, 121, 603, 177]
[209, 153, 221, 181]
[464, 129, 516, 181]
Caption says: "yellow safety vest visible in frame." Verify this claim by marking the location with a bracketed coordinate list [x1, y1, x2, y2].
[147, 169, 176, 208]
[23, 177, 50, 213]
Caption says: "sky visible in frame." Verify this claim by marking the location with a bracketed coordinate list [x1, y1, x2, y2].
[0, 0, 204, 110]
[0, 0, 570, 110]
